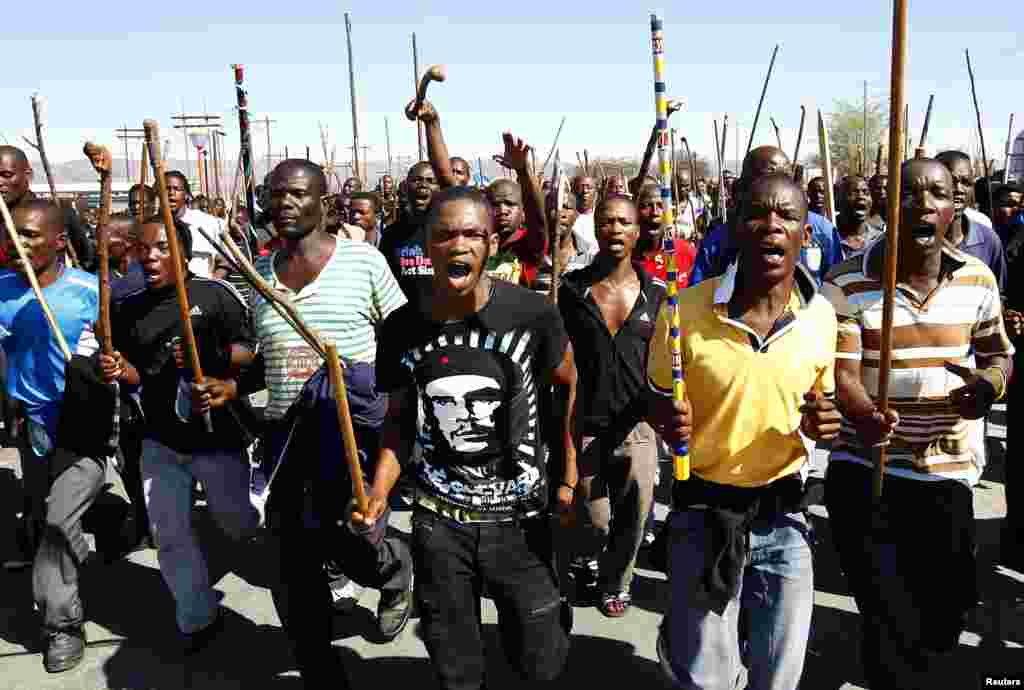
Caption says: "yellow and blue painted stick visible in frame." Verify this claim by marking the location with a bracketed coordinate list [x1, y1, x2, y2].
[650, 13, 689, 481]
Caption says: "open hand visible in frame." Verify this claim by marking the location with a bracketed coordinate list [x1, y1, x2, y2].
[493, 132, 532, 173]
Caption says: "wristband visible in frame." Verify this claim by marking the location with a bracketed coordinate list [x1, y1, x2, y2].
[559, 481, 576, 492]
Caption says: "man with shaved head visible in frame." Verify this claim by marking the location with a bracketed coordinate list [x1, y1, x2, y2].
[0, 146, 94, 271]
[935, 150, 1005, 290]
[571, 174, 598, 254]
[691, 146, 842, 286]
[650, 174, 839, 690]
[232, 159, 414, 680]
[823, 157, 1012, 688]
[1, 199, 103, 673]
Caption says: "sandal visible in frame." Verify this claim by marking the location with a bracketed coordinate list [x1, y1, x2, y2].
[599, 591, 631, 618]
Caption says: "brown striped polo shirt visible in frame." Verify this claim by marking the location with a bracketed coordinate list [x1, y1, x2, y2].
[821, 239, 1013, 485]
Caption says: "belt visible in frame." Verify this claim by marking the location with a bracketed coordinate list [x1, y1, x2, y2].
[415, 493, 532, 524]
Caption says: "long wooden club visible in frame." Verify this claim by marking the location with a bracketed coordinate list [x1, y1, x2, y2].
[817, 109, 837, 222]
[143, 119, 213, 433]
[326, 343, 368, 515]
[874, 0, 909, 503]
[83, 142, 114, 355]
[23, 94, 79, 269]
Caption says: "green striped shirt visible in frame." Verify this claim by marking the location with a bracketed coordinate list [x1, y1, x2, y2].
[254, 237, 407, 420]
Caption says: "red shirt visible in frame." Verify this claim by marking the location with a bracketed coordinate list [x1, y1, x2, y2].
[635, 239, 696, 288]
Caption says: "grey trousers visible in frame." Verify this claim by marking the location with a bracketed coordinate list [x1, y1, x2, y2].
[21, 437, 105, 631]
[575, 421, 659, 593]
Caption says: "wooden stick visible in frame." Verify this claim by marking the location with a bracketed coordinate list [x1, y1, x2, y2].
[83, 142, 114, 355]
[0, 193, 71, 361]
[138, 140, 149, 223]
[746, 45, 780, 158]
[875, 0, 909, 503]
[326, 343, 367, 515]
[966, 50, 996, 219]
[916, 93, 935, 158]
[144, 119, 213, 433]
[218, 227, 328, 359]
[549, 152, 564, 305]
[24, 94, 79, 268]
[1003, 113, 1014, 184]
[793, 106, 807, 181]
[541, 116, 567, 176]
[681, 136, 703, 213]
[720, 114, 729, 170]
[817, 109, 837, 222]
[875, 143, 884, 175]
[770, 116, 783, 150]
[713, 119, 727, 222]
[670, 129, 681, 209]
[583, 150, 590, 177]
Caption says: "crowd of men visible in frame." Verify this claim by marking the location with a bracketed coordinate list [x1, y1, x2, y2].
[0, 89, 1022, 690]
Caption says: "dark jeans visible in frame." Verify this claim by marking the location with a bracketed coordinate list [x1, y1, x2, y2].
[20, 436, 105, 631]
[266, 434, 411, 687]
[826, 461, 976, 689]
[412, 507, 569, 690]
[116, 402, 149, 538]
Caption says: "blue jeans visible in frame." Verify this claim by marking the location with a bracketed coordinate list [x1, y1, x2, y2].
[141, 439, 259, 633]
[658, 508, 814, 690]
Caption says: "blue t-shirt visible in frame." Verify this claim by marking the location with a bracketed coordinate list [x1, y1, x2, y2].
[0, 268, 99, 443]
[690, 211, 842, 286]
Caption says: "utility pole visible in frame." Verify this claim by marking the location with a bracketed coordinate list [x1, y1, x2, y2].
[344, 12, 362, 186]
[115, 126, 146, 184]
[251, 115, 277, 180]
[413, 33, 424, 161]
[385, 117, 393, 179]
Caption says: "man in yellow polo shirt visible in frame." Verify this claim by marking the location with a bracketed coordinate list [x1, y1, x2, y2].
[649, 174, 841, 690]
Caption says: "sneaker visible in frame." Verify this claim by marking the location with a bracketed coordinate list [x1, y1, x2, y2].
[182, 609, 224, 656]
[329, 577, 363, 614]
[377, 575, 413, 640]
[43, 626, 86, 673]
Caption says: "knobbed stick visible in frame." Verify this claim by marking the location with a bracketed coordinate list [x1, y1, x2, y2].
[144, 119, 213, 433]
[0, 193, 71, 361]
[326, 344, 368, 515]
[413, 64, 447, 115]
[770, 116, 783, 150]
[24, 94, 79, 268]
[83, 142, 114, 354]
[875, 0, 909, 503]
[650, 13, 689, 481]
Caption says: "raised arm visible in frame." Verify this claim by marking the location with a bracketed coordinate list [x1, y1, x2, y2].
[494, 132, 547, 257]
[406, 98, 457, 189]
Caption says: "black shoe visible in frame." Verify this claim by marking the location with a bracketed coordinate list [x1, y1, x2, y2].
[377, 576, 413, 640]
[182, 609, 224, 656]
[44, 626, 86, 673]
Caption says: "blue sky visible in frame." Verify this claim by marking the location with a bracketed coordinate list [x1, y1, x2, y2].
[3, 1, 1021, 178]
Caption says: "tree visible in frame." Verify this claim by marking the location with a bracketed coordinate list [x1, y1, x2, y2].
[827, 95, 888, 178]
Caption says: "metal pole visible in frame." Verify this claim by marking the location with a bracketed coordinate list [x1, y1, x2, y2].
[413, 33, 424, 161]
[345, 12, 362, 185]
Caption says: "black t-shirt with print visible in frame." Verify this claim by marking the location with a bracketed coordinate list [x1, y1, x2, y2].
[380, 214, 434, 311]
[377, 279, 568, 518]
[113, 276, 257, 453]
